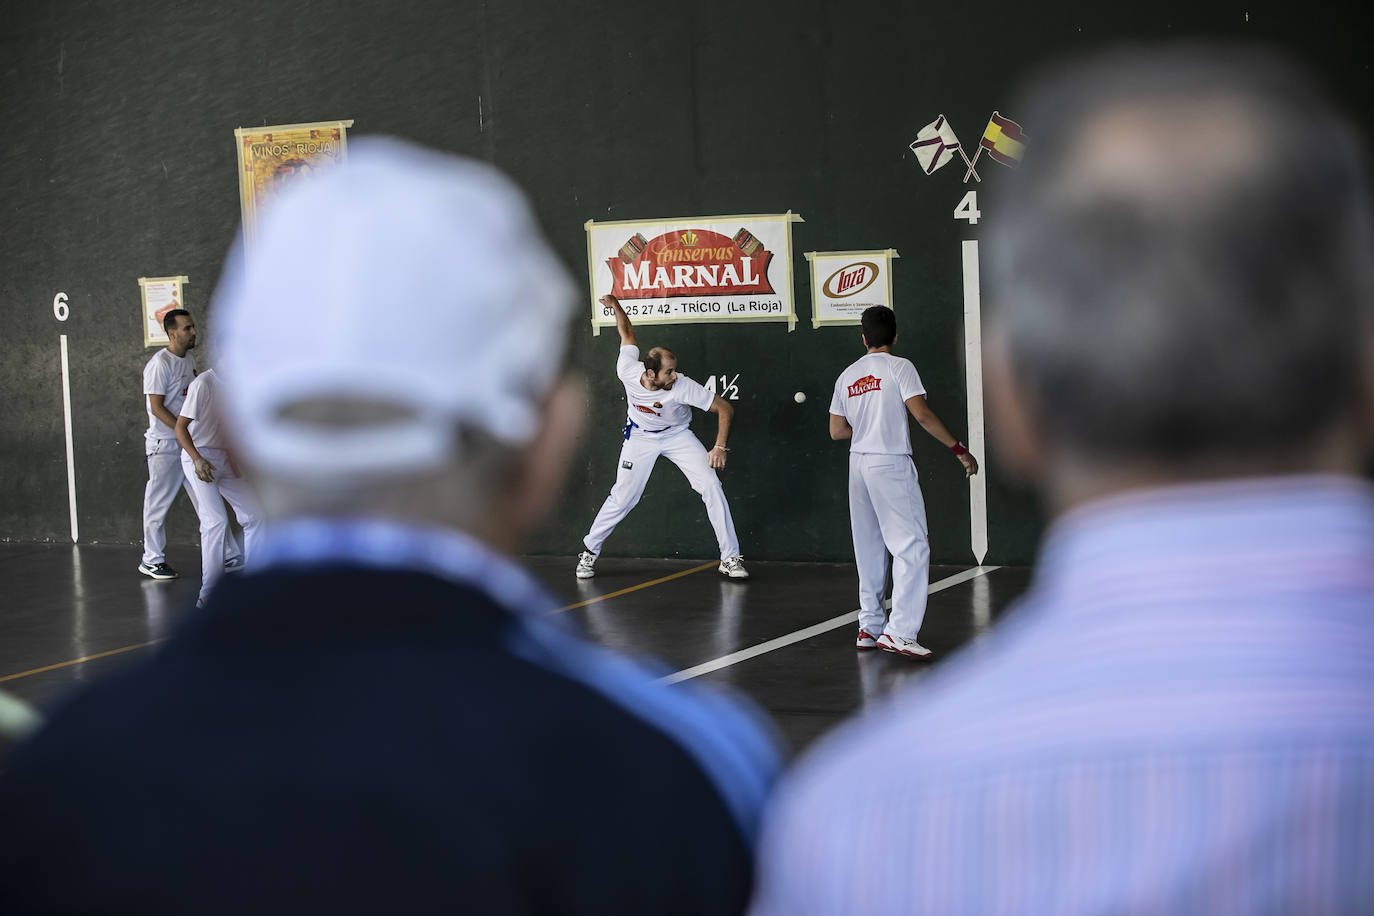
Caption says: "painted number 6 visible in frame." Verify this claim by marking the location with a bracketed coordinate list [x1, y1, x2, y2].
[53, 292, 70, 322]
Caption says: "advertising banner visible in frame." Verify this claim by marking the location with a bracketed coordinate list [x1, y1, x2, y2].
[234, 119, 353, 245]
[138, 275, 189, 347]
[805, 249, 900, 329]
[585, 212, 803, 333]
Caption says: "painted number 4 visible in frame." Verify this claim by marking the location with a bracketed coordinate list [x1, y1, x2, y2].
[954, 190, 981, 226]
[703, 374, 740, 400]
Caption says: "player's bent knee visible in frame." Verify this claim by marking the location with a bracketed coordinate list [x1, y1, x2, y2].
[608, 489, 643, 509]
[698, 478, 724, 498]
[200, 520, 229, 539]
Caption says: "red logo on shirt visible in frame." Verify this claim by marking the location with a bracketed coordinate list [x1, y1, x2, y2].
[634, 404, 662, 416]
[847, 375, 882, 398]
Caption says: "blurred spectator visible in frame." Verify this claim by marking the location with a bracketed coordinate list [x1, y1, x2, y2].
[751, 44, 1374, 915]
[0, 689, 41, 766]
[0, 139, 780, 915]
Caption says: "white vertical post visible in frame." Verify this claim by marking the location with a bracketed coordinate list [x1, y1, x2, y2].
[961, 241, 988, 564]
[59, 334, 79, 542]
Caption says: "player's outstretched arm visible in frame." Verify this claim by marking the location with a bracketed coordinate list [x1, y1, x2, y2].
[829, 413, 853, 440]
[707, 395, 733, 469]
[905, 394, 979, 477]
[599, 294, 636, 347]
[174, 415, 215, 483]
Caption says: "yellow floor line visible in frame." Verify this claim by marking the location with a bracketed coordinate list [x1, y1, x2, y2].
[554, 560, 719, 613]
[0, 640, 163, 684]
[1, 561, 721, 679]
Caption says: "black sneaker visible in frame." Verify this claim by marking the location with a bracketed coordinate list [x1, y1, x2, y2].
[138, 562, 179, 580]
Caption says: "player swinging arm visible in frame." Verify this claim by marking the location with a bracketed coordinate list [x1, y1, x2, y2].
[576, 294, 749, 579]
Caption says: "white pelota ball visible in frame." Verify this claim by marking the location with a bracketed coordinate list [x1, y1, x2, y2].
[794, 391, 806, 404]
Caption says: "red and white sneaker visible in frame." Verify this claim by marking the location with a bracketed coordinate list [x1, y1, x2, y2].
[876, 633, 933, 659]
[856, 629, 880, 650]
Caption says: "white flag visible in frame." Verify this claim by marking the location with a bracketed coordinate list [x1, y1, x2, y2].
[910, 115, 962, 175]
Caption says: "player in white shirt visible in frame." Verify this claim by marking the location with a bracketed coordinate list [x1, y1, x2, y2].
[174, 369, 261, 607]
[829, 306, 978, 658]
[139, 309, 206, 580]
[577, 294, 749, 579]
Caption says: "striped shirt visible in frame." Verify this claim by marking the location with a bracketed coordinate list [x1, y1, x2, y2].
[750, 475, 1374, 915]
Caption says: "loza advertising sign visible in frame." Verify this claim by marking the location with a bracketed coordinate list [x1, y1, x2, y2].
[585, 212, 803, 333]
[805, 248, 900, 328]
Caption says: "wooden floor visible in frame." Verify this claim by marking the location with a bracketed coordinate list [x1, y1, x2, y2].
[0, 543, 1031, 757]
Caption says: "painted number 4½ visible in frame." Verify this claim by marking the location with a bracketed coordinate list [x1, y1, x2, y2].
[954, 190, 981, 226]
[703, 374, 740, 400]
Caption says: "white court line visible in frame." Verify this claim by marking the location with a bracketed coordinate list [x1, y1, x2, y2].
[962, 240, 988, 564]
[660, 565, 1001, 684]
[60, 334, 79, 542]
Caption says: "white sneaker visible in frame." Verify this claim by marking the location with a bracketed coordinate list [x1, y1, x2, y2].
[575, 551, 598, 579]
[876, 633, 933, 659]
[718, 556, 749, 579]
[137, 561, 179, 580]
[856, 628, 880, 649]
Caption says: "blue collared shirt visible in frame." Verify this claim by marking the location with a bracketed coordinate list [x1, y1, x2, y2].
[751, 475, 1374, 915]
[253, 517, 556, 617]
[252, 516, 781, 842]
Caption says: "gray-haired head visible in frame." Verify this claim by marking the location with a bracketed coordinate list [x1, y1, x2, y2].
[987, 43, 1373, 467]
[213, 138, 583, 541]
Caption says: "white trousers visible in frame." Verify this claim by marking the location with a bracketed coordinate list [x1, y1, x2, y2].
[181, 448, 260, 603]
[584, 427, 741, 560]
[848, 452, 930, 640]
[142, 437, 197, 565]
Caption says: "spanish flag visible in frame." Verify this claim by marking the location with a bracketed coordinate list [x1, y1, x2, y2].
[979, 111, 1028, 167]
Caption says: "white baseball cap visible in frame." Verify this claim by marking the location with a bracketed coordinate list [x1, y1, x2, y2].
[213, 138, 575, 477]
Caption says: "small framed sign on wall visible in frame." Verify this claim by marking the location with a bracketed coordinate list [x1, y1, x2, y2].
[138, 275, 189, 347]
[804, 249, 900, 329]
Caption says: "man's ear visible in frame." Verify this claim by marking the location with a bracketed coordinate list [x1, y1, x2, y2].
[985, 330, 1047, 483]
[504, 377, 585, 541]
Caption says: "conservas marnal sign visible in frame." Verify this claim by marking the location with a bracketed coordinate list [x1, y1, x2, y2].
[585, 213, 803, 333]
[805, 248, 900, 329]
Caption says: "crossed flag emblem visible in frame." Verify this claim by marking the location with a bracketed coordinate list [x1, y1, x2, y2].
[910, 112, 1028, 182]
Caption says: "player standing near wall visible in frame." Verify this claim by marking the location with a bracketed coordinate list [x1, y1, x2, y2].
[138, 310, 213, 579]
[174, 368, 261, 608]
[830, 306, 978, 658]
[577, 293, 749, 579]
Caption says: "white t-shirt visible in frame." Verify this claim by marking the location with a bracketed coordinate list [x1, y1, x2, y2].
[179, 369, 228, 451]
[617, 346, 713, 432]
[143, 348, 197, 440]
[830, 352, 927, 455]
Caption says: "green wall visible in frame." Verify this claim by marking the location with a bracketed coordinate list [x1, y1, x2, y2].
[2, 1, 1368, 564]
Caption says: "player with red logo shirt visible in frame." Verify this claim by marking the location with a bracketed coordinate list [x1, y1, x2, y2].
[829, 306, 978, 657]
[576, 294, 748, 579]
